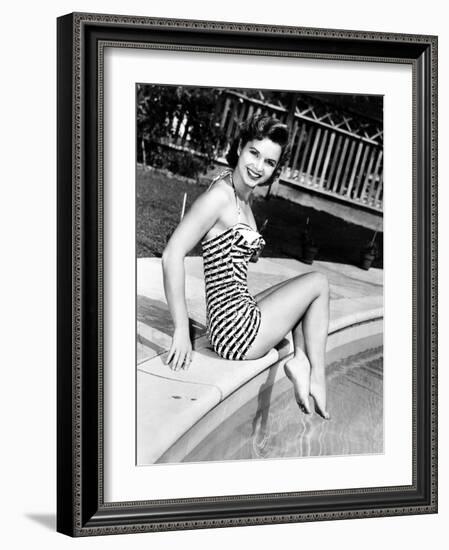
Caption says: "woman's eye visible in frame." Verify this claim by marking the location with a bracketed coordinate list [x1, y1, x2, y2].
[250, 149, 258, 156]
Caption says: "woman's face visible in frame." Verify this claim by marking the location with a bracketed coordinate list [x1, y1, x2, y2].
[236, 138, 282, 188]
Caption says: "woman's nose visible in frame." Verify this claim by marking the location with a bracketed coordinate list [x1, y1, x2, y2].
[254, 157, 264, 172]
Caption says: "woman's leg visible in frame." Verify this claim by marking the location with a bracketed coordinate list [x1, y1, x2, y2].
[253, 279, 290, 302]
[245, 272, 330, 418]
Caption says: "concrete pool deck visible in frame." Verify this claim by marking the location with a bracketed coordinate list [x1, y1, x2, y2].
[137, 257, 383, 464]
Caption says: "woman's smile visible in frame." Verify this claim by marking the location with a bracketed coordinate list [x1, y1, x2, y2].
[235, 137, 282, 189]
[246, 167, 263, 181]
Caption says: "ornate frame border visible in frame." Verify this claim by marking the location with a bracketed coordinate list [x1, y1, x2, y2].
[57, 12, 437, 537]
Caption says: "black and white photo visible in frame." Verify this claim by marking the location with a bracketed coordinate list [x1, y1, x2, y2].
[56, 13, 437, 535]
[136, 84, 384, 464]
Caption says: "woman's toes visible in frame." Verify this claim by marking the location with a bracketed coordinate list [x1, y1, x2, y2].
[310, 393, 330, 420]
[285, 357, 311, 414]
[309, 374, 330, 420]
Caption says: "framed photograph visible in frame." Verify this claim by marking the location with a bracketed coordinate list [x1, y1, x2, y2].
[57, 12, 437, 536]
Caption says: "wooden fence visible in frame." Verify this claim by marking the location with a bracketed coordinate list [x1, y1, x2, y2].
[217, 91, 383, 212]
[145, 89, 383, 212]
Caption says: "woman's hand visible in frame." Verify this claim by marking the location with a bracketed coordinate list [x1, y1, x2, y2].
[162, 180, 230, 372]
[165, 327, 193, 371]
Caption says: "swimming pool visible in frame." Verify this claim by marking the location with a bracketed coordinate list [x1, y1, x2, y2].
[158, 328, 383, 463]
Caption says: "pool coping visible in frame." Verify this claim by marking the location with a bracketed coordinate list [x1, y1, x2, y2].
[137, 302, 383, 465]
[158, 319, 384, 464]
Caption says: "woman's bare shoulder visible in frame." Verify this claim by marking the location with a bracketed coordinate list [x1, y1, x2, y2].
[187, 177, 232, 223]
[203, 173, 234, 203]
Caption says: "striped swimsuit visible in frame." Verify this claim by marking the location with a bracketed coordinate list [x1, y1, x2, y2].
[202, 172, 265, 360]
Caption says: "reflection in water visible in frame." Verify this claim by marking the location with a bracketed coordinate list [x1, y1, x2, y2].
[251, 364, 279, 457]
[184, 346, 383, 462]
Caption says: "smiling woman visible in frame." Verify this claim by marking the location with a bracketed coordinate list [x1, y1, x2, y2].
[162, 114, 331, 419]
[227, 115, 290, 187]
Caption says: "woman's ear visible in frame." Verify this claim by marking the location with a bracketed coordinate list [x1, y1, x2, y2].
[237, 140, 242, 156]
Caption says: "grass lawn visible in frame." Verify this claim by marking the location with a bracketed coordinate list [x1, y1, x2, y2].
[136, 166, 383, 269]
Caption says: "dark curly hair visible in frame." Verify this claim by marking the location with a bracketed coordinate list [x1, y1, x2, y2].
[226, 114, 291, 186]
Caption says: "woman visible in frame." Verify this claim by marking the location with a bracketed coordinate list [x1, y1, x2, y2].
[162, 114, 330, 419]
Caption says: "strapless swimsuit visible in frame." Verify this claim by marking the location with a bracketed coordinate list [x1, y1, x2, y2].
[201, 171, 265, 360]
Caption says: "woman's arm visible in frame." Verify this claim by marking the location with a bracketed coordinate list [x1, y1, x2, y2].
[162, 184, 229, 370]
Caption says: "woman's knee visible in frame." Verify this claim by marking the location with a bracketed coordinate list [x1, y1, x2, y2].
[310, 271, 329, 296]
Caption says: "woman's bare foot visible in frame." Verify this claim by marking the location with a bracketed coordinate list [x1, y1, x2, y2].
[284, 354, 311, 414]
[310, 370, 330, 420]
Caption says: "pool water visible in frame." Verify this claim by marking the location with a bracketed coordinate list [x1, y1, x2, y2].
[182, 345, 383, 462]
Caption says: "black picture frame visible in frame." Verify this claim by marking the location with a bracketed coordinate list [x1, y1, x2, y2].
[57, 12, 438, 536]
